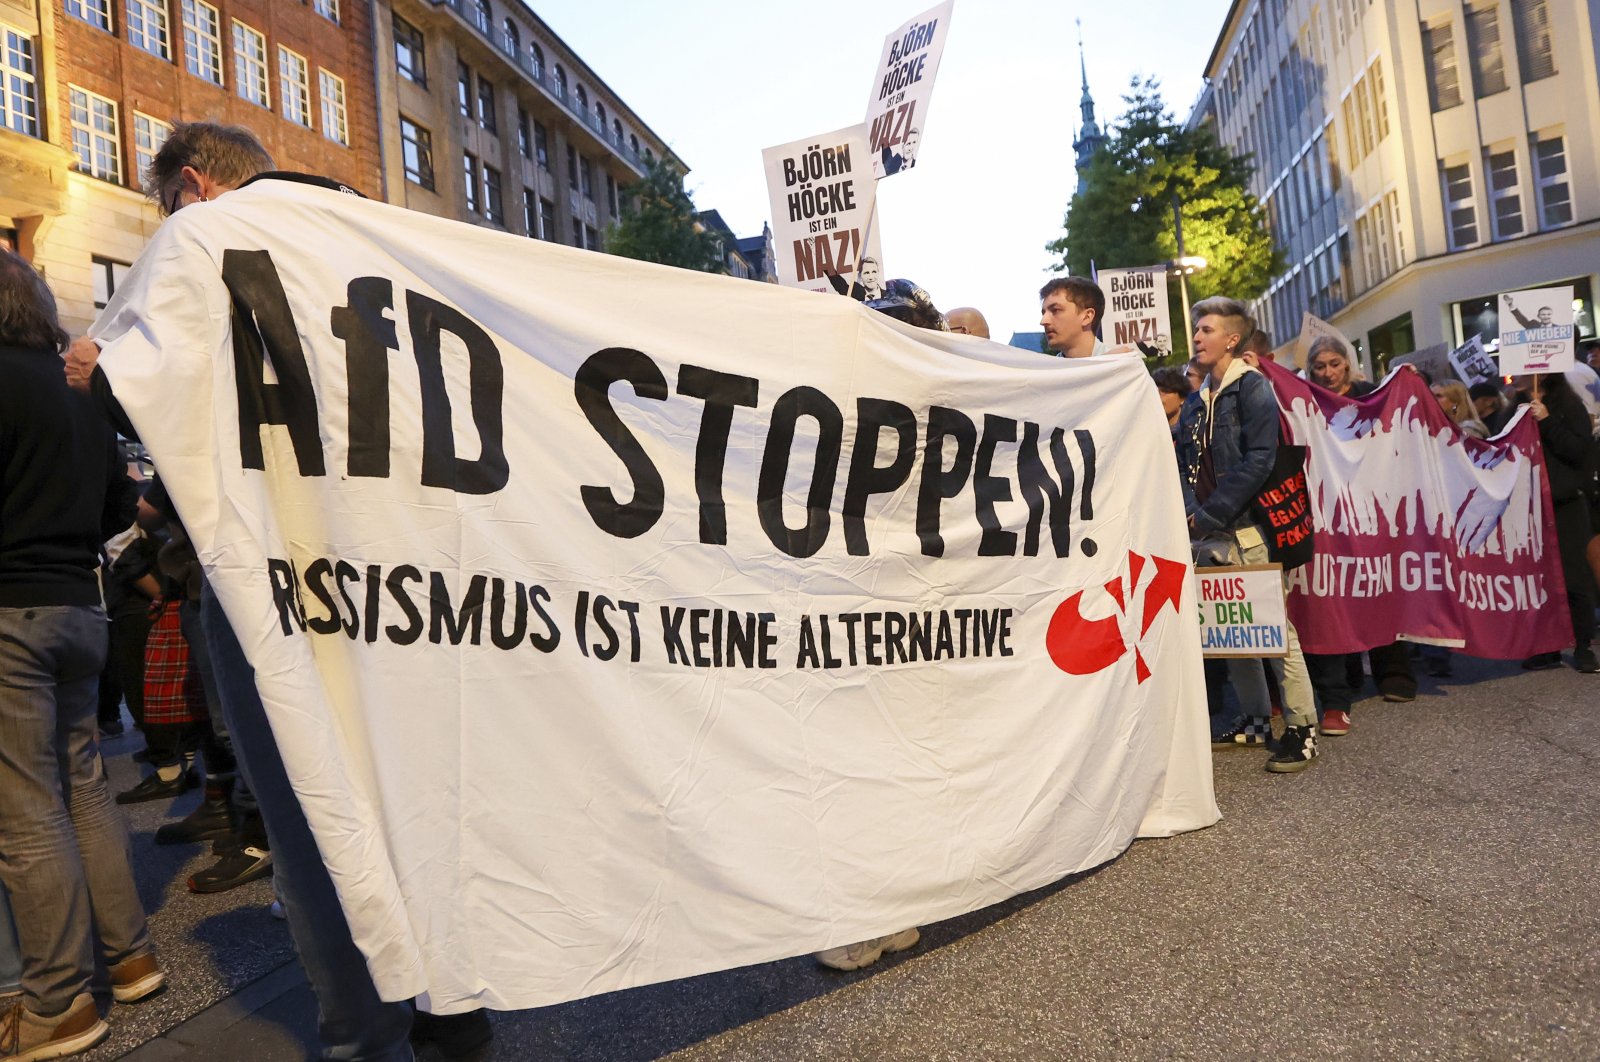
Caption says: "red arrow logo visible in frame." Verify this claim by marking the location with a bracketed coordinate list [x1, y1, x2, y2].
[1045, 551, 1187, 682]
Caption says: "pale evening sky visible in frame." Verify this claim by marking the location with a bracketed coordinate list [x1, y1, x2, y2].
[528, 0, 1236, 341]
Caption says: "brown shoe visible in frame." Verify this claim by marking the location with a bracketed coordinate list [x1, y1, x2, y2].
[0, 992, 109, 1060]
[109, 952, 166, 1005]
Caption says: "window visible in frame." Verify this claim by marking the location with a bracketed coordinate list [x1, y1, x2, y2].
[463, 153, 478, 212]
[566, 142, 577, 185]
[400, 117, 434, 189]
[313, 0, 338, 24]
[1342, 94, 1359, 170]
[1354, 79, 1375, 158]
[529, 42, 543, 80]
[539, 197, 555, 241]
[1512, 0, 1556, 82]
[1387, 191, 1407, 268]
[1484, 148, 1522, 239]
[595, 101, 606, 129]
[127, 0, 170, 60]
[576, 84, 587, 113]
[1464, 5, 1507, 97]
[570, 218, 584, 248]
[133, 112, 171, 183]
[502, 18, 518, 56]
[523, 188, 539, 236]
[232, 21, 268, 106]
[394, 15, 425, 86]
[457, 62, 471, 117]
[629, 133, 639, 157]
[1422, 20, 1462, 111]
[1533, 134, 1572, 227]
[534, 121, 549, 169]
[474, 0, 490, 34]
[66, 0, 112, 32]
[279, 48, 311, 126]
[585, 225, 599, 251]
[516, 107, 530, 158]
[1371, 60, 1389, 141]
[554, 65, 566, 101]
[181, 0, 222, 84]
[580, 155, 593, 201]
[612, 118, 622, 147]
[69, 86, 121, 182]
[1, 28, 39, 137]
[477, 77, 496, 134]
[605, 173, 618, 216]
[319, 69, 348, 145]
[484, 165, 503, 224]
[1441, 162, 1478, 249]
[92, 257, 131, 310]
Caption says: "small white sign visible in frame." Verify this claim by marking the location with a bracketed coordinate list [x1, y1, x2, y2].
[865, 1, 955, 179]
[1195, 564, 1288, 658]
[1498, 286, 1575, 374]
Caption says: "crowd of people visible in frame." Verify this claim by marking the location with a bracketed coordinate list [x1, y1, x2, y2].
[1, 117, 1595, 1060]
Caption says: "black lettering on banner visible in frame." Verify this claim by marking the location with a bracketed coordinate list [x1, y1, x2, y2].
[302, 557, 341, 635]
[267, 558, 306, 635]
[528, 585, 560, 652]
[590, 595, 621, 661]
[915, 405, 976, 557]
[757, 386, 843, 558]
[222, 249, 326, 477]
[1016, 423, 1074, 557]
[385, 565, 424, 645]
[576, 348, 667, 539]
[489, 577, 527, 650]
[362, 564, 383, 643]
[973, 414, 1019, 556]
[1074, 429, 1099, 556]
[330, 277, 398, 479]
[334, 560, 360, 638]
[842, 397, 917, 556]
[660, 606, 689, 664]
[406, 292, 509, 496]
[428, 571, 487, 645]
[678, 365, 759, 545]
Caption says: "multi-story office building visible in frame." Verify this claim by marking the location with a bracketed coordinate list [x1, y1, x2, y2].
[372, 0, 676, 248]
[697, 210, 778, 282]
[1193, 0, 1599, 369]
[0, 0, 380, 335]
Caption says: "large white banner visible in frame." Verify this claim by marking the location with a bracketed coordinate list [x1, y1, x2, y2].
[866, 0, 954, 178]
[1099, 265, 1173, 358]
[92, 181, 1217, 1013]
[762, 124, 884, 295]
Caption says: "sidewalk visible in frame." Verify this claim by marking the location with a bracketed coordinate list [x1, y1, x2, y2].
[118, 962, 315, 1061]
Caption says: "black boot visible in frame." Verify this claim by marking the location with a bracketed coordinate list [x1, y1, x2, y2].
[155, 780, 235, 845]
[411, 1008, 493, 1059]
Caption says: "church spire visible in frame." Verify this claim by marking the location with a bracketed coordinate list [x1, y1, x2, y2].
[1072, 20, 1107, 195]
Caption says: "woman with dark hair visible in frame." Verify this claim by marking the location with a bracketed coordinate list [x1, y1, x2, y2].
[1517, 371, 1598, 672]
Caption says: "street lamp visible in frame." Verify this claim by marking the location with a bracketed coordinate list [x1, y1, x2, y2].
[1168, 255, 1208, 347]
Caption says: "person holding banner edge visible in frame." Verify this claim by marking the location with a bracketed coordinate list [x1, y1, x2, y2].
[1176, 297, 1320, 772]
[62, 122, 495, 1062]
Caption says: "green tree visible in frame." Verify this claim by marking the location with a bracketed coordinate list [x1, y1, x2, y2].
[606, 158, 724, 273]
[1047, 78, 1281, 360]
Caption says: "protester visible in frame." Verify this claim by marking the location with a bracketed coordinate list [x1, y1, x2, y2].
[1185, 356, 1205, 394]
[811, 276, 953, 972]
[1038, 277, 1106, 358]
[1176, 296, 1319, 771]
[0, 249, 161, 1059]
[946, 306, 990, 338]
[1470, 382, 1513, 435]
[65, 121, 492, 1062]
[1432, 380, 1490, 439]
[1236, 326, 1272, 366]
[1152, 365, 1191, 432]
[1584, 337, 1600, 373]
[1306, 335, 1372, 397]
[1515, 373, 1598, 672]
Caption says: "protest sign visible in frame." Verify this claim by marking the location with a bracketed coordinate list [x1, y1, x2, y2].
[91, 180, 1218, 1014]
[1099, 265, 1173, 358]
[866, 0, 954, 179]
[1498, 286, 1575, 374]
[1195, 565, 1288, 658]
[1448, 334, 1499, 387]
[1258, 360, 1569, 657]
[1295, 311, 1354, 375]
[762, 124, 884, 295]
[1390, 342, 1455, 383]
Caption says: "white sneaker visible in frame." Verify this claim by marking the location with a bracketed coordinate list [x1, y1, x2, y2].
[814, 927, 921, 971]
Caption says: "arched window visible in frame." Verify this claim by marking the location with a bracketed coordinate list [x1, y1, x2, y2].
[502, 18, 519, 56]
[529, 42, 543, 80]
[474, 0, 490, 33]
[554, 65, 566, 100]
[595, 101, 606, 128]
[575, 85, 588, 112]
[643, 146, 653, 164]
[629, 133, 639, 156]
[612, 118, 622, 146]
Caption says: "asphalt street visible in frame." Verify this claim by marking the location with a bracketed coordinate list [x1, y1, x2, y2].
[88, 650, 1599, 1060]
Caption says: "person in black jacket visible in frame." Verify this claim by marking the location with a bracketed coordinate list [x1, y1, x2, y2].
[1516, 372, 1598, 672]
[0, 249, 159, 1056]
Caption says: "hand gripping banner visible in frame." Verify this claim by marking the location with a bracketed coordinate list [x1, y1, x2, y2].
[92, 181, 1217, 1013]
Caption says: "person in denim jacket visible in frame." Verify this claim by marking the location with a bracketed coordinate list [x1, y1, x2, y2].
[1175, 297, 1320, 773]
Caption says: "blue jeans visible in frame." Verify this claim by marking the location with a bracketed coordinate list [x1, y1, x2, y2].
[200, 586, 414, 1061]
[0, 605, 150, 1015]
